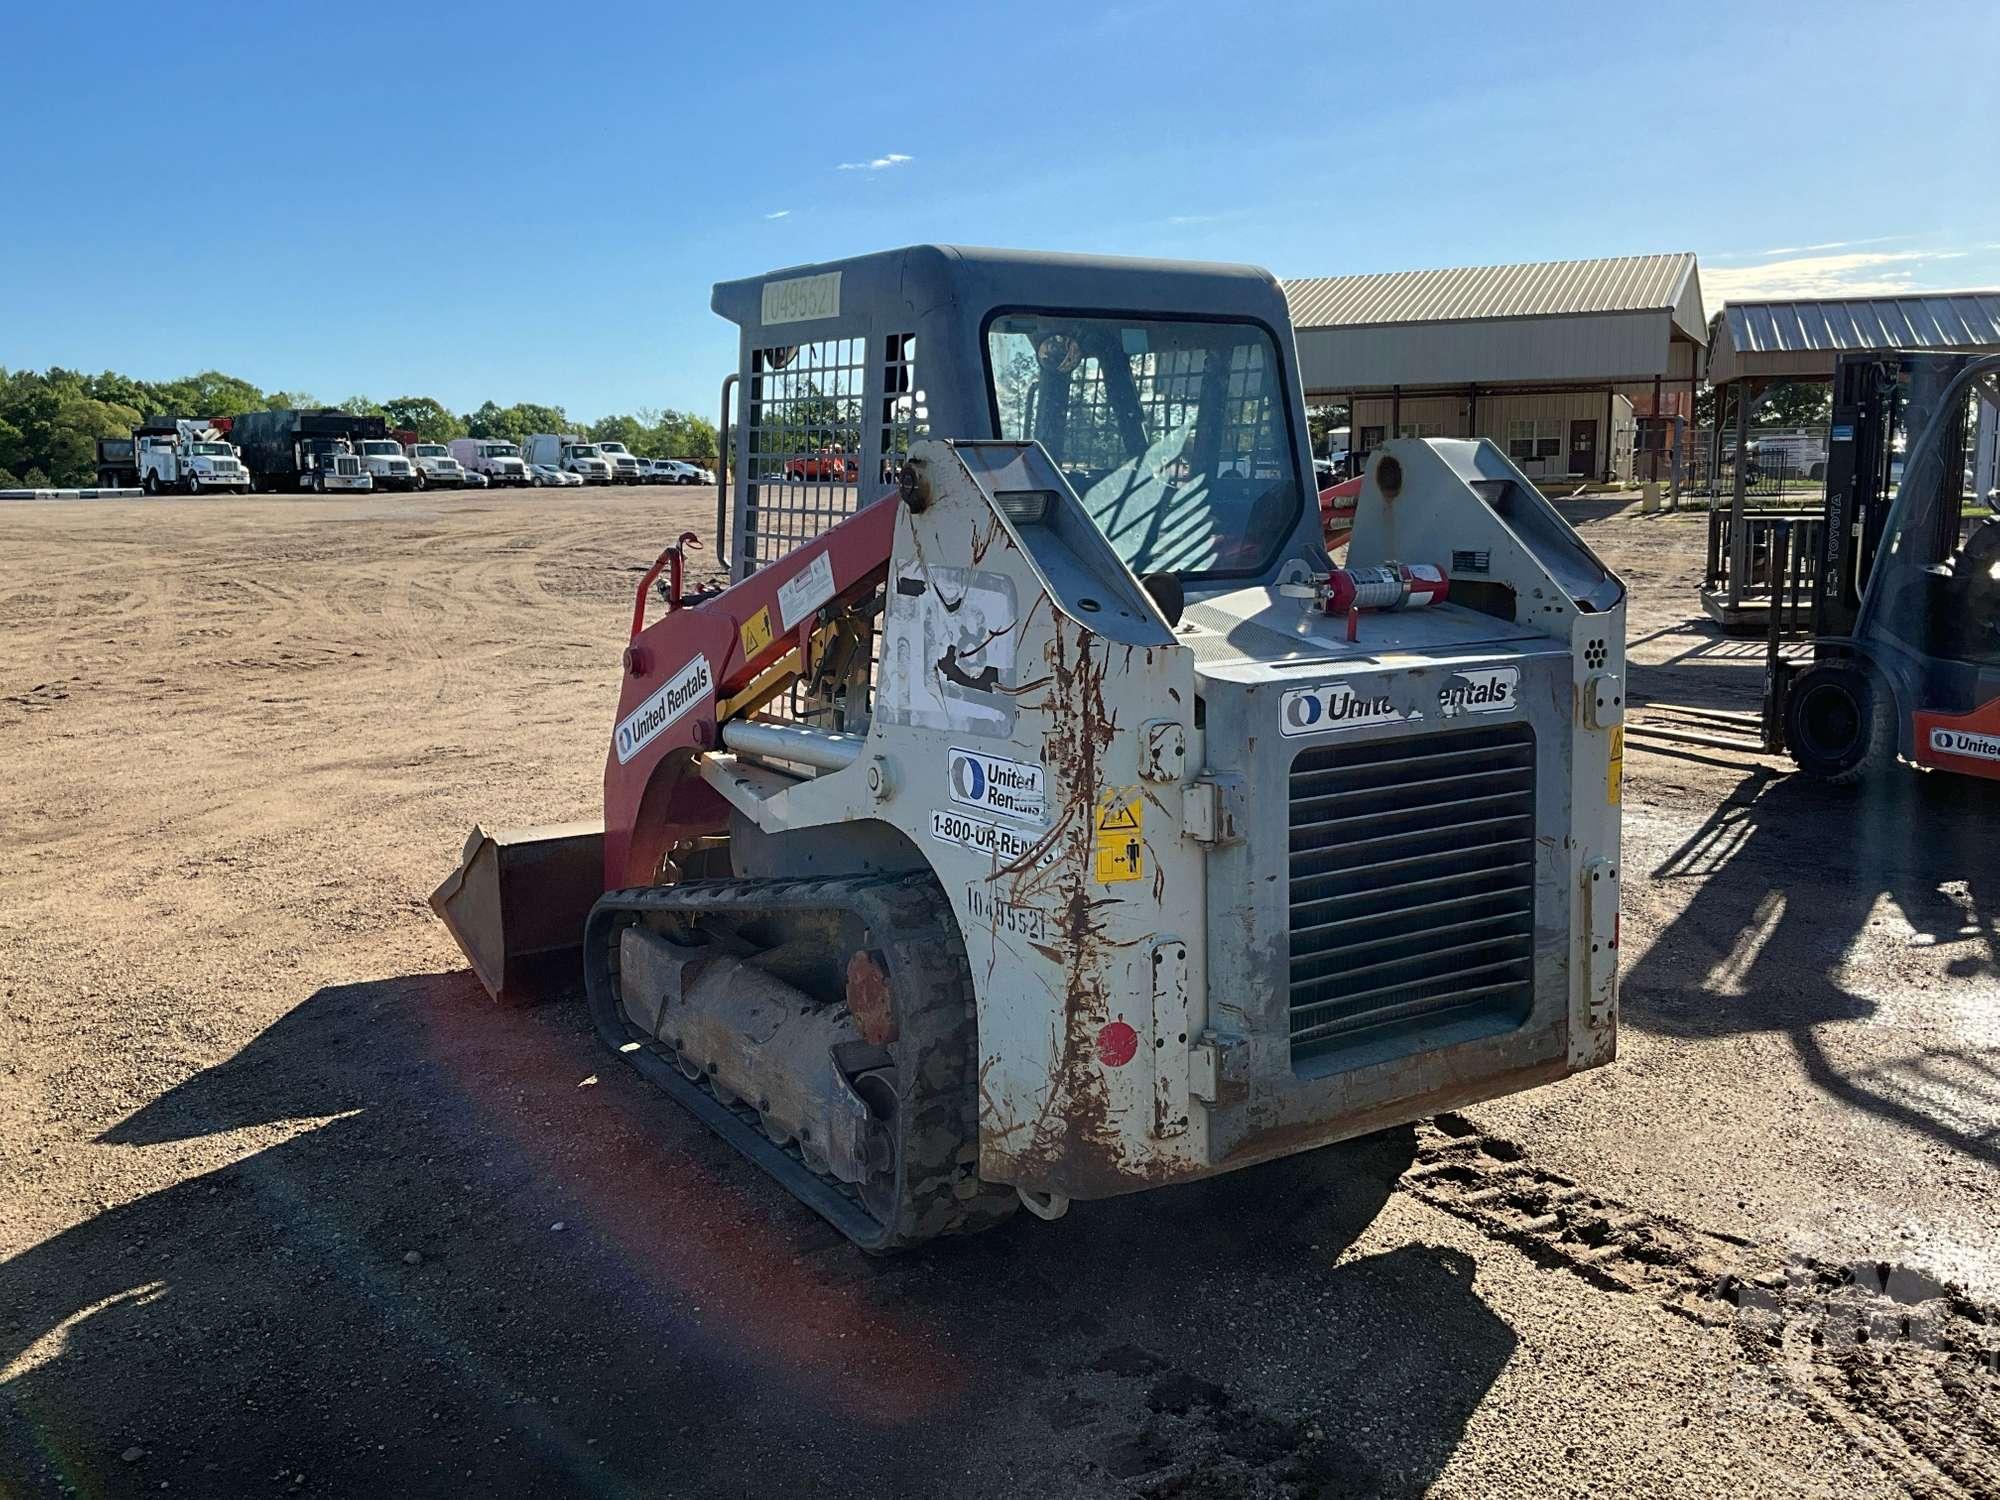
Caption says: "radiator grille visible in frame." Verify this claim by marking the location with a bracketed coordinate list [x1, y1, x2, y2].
[1288, 722, 1536, 1062]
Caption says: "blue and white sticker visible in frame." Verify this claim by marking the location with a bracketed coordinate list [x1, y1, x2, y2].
[946, 746, 1045, 822]
[614, 654, 713, 765]
[1930, 726, 2000, 763]
[1279, 682, 1414, 737]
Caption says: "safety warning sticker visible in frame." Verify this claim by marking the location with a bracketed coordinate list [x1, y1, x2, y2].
[1094, 792, 1144, 884]
[1607, 725, 1624, 805]
[777, 551, 835, 631]
[739, 605, 773, 660]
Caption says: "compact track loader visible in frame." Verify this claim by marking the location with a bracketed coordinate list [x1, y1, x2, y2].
[433, 246, 1628, 1250]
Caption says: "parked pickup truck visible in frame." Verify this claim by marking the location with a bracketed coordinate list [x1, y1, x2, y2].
[785, 446, 857, 482]
[449, 438, 531, 487]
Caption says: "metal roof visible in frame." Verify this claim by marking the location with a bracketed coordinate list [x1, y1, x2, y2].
[1285, 252, 1702, 337]
[1707, 291, 2000, 384]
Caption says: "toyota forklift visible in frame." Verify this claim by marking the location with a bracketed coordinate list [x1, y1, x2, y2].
[1764, 351, 2000, 783]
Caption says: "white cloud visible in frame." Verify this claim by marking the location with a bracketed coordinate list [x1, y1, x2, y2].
[1758, 234, 1909, 256]
[835, 153, 913, 172]
[1704, 249, 1972, 302]
[764, 209, 791, 220]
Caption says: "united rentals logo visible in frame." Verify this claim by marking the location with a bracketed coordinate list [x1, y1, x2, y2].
[946, 747, 1045, 822]
[1930, 726, 2000, 763]
[614, 654, 713, 765]
[1282, 667, 1522, 737]
[1279, 682, 1414, 737]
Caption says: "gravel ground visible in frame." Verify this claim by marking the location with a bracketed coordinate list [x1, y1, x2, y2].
[1, 487, 1994, 1498]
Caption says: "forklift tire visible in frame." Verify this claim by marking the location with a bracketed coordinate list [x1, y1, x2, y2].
[1784, 661, 1897, 784]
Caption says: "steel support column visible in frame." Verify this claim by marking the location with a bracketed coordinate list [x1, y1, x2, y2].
[1727, 379, 1756, 606]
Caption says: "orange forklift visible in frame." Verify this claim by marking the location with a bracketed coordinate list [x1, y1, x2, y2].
[1763, 351, 2000, 783]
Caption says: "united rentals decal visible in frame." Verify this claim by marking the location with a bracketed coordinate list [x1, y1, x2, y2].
[946, 747, 1045, 822]
[1282, 667, 1521, 737]
[1280, 682, 1414, 737]
[1930, 726, 2000, 764]
[613, 654, 713, 765]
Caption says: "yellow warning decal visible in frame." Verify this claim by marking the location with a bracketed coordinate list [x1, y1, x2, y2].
[740, 605, 774, 660]
[1607, 725, 1624, 806]
[1094, 792, 1144, 884]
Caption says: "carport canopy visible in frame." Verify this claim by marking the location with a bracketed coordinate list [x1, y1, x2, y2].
[1706, 291, 2000, 385]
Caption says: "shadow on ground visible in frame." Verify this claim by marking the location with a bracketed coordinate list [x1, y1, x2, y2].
[1625, 765, 2000, 1166]
[3, 971, 1513, 1498]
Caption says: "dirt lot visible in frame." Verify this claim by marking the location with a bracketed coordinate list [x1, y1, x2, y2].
[2, 487, 1995, 1498]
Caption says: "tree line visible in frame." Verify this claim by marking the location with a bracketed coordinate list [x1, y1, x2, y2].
[0, 366, 719, 488]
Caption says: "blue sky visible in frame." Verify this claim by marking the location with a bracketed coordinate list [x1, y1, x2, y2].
[3, 0, 1994, 421]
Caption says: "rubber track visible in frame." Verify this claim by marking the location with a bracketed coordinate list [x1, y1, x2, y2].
[583, 871, 1018, 1252]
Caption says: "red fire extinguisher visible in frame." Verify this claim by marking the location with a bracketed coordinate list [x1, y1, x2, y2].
[1287, 561, 1449, 641]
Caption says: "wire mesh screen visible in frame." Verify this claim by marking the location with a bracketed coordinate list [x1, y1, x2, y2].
[741, 338, 867, 574]
[731, 333, 923, 731]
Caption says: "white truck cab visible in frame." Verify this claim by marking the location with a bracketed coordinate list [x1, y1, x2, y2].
[356, 439, 419, 491]
[305, 439, 373, 493]
[403, 441, 466, 488]
[138, 421, 252, 496]
[449, 438, 531, 486]
[592, 440, 645, 484]
[524, 432, 612, 484]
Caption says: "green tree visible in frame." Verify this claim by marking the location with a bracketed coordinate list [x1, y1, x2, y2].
[0, 373, 140, 485]
[1758, 382, 1832, 429]
[264, 390, 322, 411]
[509, 402, 568, 436]
[590, 413, 646, 449]
[339, 394, 387, 420]
[1307, 402, 1351, 453]
[465, 400, 514, 439]
[159, 370, 265, 419]
[381, 396, 465, 442]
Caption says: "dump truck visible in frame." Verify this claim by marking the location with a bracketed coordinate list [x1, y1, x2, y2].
[94, 432, 142, 488]
[432, 245, 1628, 1251]
[229, 409, 377, 493]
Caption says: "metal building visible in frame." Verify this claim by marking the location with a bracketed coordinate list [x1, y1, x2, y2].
[1285, 252, 1707, 485]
